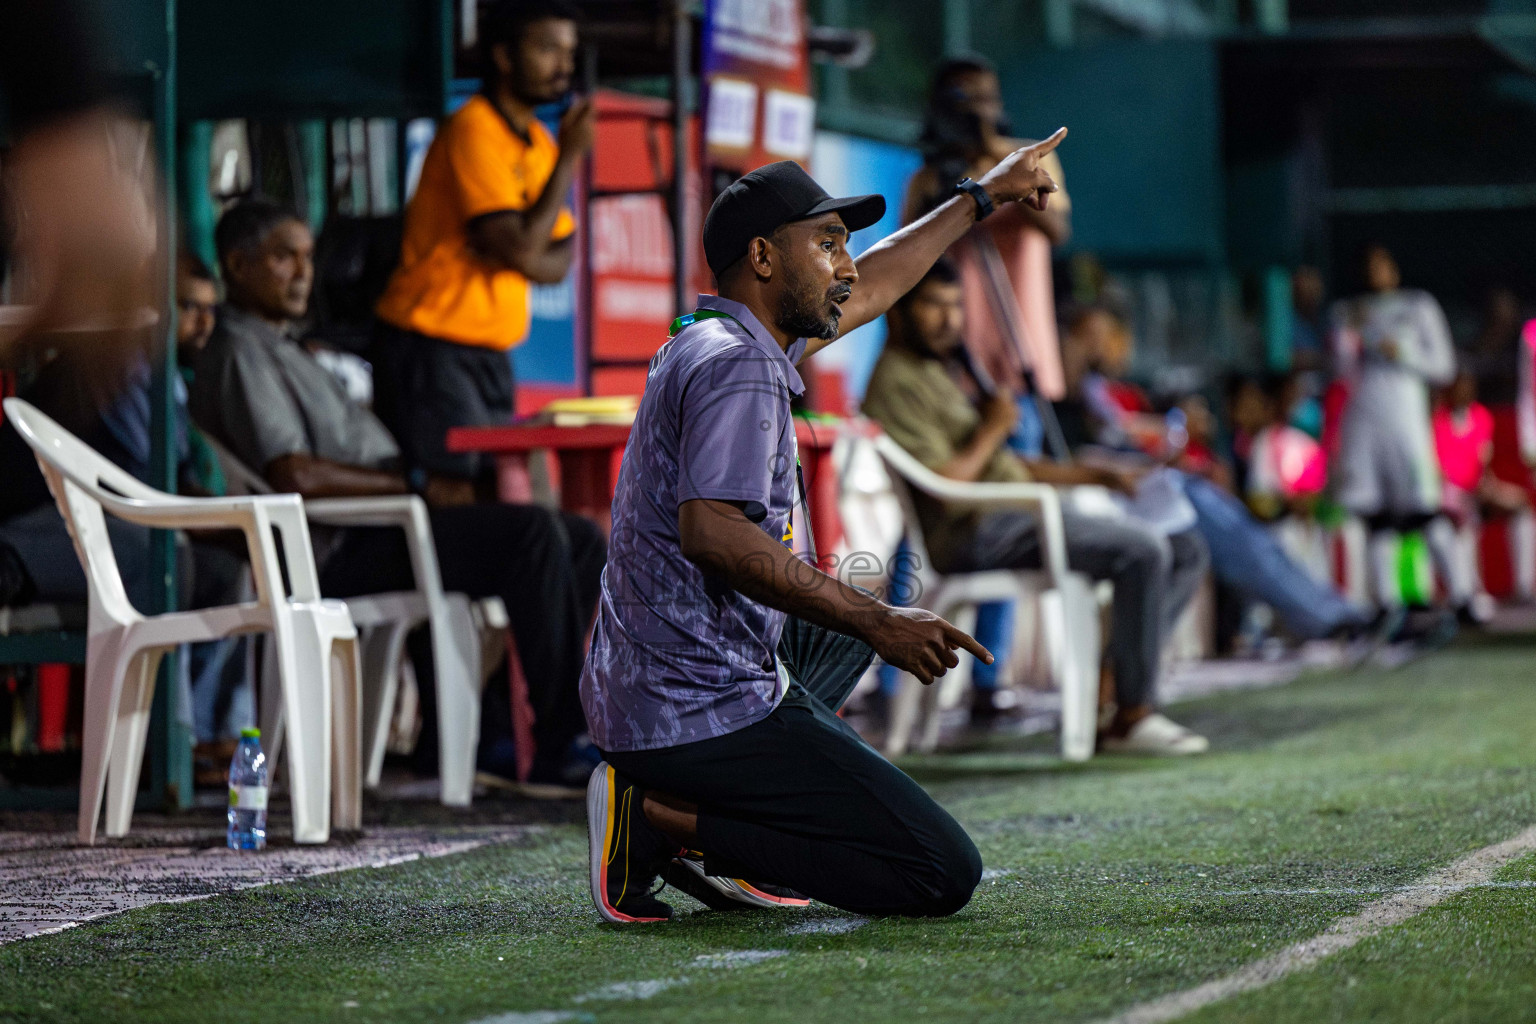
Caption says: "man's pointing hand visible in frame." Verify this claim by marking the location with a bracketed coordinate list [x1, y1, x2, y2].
[979, 127, 1068, 211]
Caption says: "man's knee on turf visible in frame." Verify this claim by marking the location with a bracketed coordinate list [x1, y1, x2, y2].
[902, 830, 983, 917]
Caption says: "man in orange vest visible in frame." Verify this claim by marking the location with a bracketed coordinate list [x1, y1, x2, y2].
[373, 0, 594, 491]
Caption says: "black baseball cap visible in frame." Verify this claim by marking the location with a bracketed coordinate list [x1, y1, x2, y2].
[702, 161, 886, 277]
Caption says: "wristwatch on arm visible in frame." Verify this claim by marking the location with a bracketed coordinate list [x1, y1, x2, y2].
[954, 177, 994, 221]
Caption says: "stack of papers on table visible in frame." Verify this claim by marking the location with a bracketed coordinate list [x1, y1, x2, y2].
[534, 396, 640, 427]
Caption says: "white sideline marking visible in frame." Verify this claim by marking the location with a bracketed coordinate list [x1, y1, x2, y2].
[693, 949, 787, 967]
[571, 978, 687, 1003]
[474, 949, 794, 1021]
[1096, 825, 1536, 1024]
[1202, 880, 1536, 898]
[785, 916, 867, 935]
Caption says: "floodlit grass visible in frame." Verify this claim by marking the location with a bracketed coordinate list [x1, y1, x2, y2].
[2, 639, 1534, 1024]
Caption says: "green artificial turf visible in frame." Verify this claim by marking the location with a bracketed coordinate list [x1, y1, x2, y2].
[3, 640, 1535, 1024]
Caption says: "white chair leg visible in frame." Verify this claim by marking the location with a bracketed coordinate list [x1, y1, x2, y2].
[330, 635, 363, 832]
[104, 648, 165, 838]
[1057, 574, 1099, 762]
[885, 672, 921, 758]
[78, 634, 130, 845]
[259, 634, 286, 786]
[359, 623, 409, 789]
[432, 595, 480, 807]
[274, 614, 333, 845]
[916, 674, 945, 754]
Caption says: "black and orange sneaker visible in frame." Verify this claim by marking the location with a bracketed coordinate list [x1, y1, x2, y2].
[587, 762, 675, 923]
[664, 851, 810, 910]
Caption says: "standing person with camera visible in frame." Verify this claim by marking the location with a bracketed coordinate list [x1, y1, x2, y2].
[902, 56, 1072, 412]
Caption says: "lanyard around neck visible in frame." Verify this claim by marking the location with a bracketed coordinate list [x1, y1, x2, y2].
[670, 307, 819, 562]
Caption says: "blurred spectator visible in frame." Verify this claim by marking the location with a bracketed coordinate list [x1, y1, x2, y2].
[1464, 287, 1522, 407]
[372, 0, 593, 487]
[1522, 319, 1536, 483]
[0, 331, 252, 749]
[192, 200, 606, 794]
[1290, 266, 1327, 373]
[864, 261, 1209, 755]
[0, 1, 157, 406]
[1224, 374, 1268, 494]
[1241, 374, 1327, 524]
[1329, 244, 1457, 613]
[176, 252, 219, 366]
[904, 56, 1070, 441]
[1433, 368, 1534, 613]
[1060, 314, 1381, 647]
[173, 252, 227, 498]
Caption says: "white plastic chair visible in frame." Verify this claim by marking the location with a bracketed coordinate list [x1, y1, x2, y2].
[3, 397, 360, 845]
[870, 434, 1101, 761]
[205, 433, 494, 807]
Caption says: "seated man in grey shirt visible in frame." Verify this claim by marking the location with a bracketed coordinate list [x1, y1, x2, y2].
[192, 200, 605, 794]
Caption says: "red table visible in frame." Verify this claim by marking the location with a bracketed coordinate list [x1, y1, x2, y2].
[447, 419, 846, 559]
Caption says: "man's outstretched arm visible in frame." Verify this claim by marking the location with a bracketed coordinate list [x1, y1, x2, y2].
[678, 498, 991, 685]
[803, 128, 1067, 359]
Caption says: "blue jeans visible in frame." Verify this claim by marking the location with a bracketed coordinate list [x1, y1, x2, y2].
[1182, 475, 1367, 640]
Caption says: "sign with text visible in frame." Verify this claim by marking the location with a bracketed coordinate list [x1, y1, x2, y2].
[702, 0, 814, 173]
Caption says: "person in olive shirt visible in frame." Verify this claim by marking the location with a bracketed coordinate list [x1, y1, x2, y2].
[863, 260, 1210, 755]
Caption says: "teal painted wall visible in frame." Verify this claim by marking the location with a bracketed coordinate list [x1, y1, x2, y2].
[177, 0, 446, 120]
[997, 39, 1225, 264]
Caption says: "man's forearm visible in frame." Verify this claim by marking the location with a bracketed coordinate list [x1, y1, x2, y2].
[265, 453, 405, 499]
[1023, 459, 1109, 488]
[939, 423, 1011, 482]
[471, 154, 580, 274]
[520, 152, 580, 255]
[520, 236, 576, 284]
[679, 499, 887, 641]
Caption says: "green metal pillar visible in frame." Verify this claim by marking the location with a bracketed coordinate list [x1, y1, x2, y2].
[1045, 0, 1075, 48]
[298, 121, 329, 234]
[180, 119, 216, 272]
[147, 0, 193, 812]
[1256, 0, 1289, 34]
[1263, 264, 1293, 372]
[942, 0, 971, 56]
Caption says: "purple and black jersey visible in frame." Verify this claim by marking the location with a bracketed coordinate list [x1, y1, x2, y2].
[580, 295, 807, 752]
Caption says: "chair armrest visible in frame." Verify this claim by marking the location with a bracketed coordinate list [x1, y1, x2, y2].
[88, 488, 325, 603]
[303, 495, 423, 527]
[903, 478, 1071, 580]
[872, 432, 1073, 581]
[89, 489, 301, 533]
[303, 495, 444, 600]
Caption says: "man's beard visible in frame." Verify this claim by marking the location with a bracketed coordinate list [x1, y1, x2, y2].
[776, 263, 848, 341]
[515, 70, 570, 107]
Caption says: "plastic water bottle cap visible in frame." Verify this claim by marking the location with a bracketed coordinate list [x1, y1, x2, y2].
[241, 727, 261, 739]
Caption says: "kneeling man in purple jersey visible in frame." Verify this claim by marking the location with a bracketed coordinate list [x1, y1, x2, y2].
[582, 130, 1067, 922]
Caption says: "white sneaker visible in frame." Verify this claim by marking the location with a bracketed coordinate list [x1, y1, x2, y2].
[1100, 713, 1209, 756]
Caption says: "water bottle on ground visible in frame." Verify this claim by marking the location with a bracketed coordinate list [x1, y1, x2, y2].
[227, 727, 269, 851]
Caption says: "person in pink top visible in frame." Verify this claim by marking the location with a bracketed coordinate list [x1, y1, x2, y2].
[902, 57, 1070, 407]
[1434, 368, 1534, 612]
